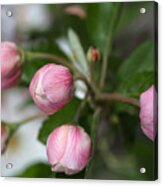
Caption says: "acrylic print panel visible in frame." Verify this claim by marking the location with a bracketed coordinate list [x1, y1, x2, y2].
[1, 1, 158, 180]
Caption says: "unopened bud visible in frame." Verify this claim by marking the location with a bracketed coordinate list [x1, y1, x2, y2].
[139, 85, 157, 141]
[1, 42, 22, 89]
[29, 64, 74, 115]
[46, 124, 91, 175]
[87, 47, 100, 62]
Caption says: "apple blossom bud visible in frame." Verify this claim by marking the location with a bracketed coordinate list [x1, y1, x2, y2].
[46, 124, 91, 175]
[87, 47, 100, 62]
[1, 123, 8, 154]
[139, 85, 157, 141]
[29, 64, 74, 115]
[64, 5, 86, 19]
[1, 41, 22, 89]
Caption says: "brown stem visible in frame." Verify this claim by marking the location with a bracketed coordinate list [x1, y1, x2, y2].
[1, 112, 46, 153]
[28, 52, 78, 73]
[26, 51, 98, 103]
[76, 75, 96, 98]
[32, 53, 67, 64]
[97, 93, 140, 107]
[17, 112, 46, 125]
[26, 51, 94, 90]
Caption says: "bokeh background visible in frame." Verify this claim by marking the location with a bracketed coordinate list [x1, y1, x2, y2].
[1, 2, 157, 180]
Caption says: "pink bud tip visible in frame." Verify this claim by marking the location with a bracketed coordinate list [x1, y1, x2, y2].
[139, 85, 157, 141]
[1, 123, 8, 154]
[87, 47, 100, 62]
[1, 41, 22, 89]
[46, 124, 91, 175]
[64, 6, 86, 19]
[29, 64, 74, 115]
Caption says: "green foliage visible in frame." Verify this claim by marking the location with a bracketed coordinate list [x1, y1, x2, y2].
[78, 102, 93, 136]
[68, 28, 90, 78]
[38, 98, 81, 144]
[86, 2, 121, 52]
[118, 41, 154, 79]
[117, 41, 154, 97]
[21, 42, 67, 85]
[119, 71, 154, 98]
[38, 96, 93, 143]
[17, 162, 86, 179]
[104, 55, 123, 92]
[17, 163, 54, 178]
[85, 109, 101, 177]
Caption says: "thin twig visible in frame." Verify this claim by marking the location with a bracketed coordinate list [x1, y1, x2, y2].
[26, 52, 80, 75]
[97, 93, 140, 107]
[1, 112, 46, 153]
[17, 112, 46, 125]
[25, 51, 95, 93]
[99, 4, 123, 90]
[74, 93, 89, 122]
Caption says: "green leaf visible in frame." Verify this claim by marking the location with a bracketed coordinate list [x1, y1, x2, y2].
[68, 28, 90, 79]
[117, 41, 154, 80]
[118, 71, 154, 98]
[17, 163, 54, 178]
[38, 98, 81, 144]
[117, 40, 155, 98]
[86, 2, 121, 52]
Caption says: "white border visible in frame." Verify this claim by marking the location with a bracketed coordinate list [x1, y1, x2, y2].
[1, 0, 163, 186]
[0, 0, 155, 4]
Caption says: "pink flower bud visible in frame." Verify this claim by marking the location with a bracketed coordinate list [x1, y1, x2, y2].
[1, 123, 8, 153]
[64, 6, 86, 19]
[1, 42, 22, 89]
[29, 64, 74, 115]
[87, 47, 100, 62]
[46, 124, 91, 175]
[139, 85, 157, 141]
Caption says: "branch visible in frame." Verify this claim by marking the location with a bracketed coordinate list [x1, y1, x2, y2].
[1, 112, 46, 153]
[25, 51, 80, 75]
[16, 112, 46, 125]
[2, 112, 46, 133]
[97, 93, 140, 107]
[25, 51, 97, 91]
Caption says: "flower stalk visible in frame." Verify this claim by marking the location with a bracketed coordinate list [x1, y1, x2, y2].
[1, 112, 46, 153]
[96, 92, 140, 107]
[23, 51, 88, 83]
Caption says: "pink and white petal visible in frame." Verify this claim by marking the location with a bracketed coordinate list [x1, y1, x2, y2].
[60, 125, 91, 173]
[47, 125, 69, 166]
